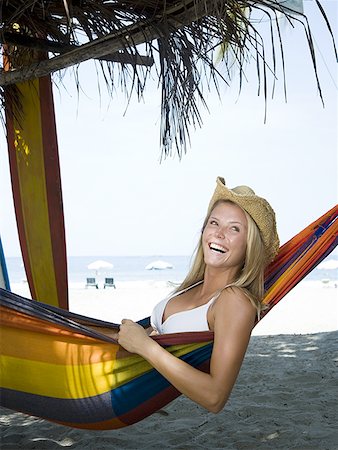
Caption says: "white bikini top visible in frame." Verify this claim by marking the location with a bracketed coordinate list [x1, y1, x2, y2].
[150, 280, 232, 334]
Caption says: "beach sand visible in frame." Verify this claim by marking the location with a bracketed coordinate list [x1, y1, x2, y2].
[1, 281, 337, 449]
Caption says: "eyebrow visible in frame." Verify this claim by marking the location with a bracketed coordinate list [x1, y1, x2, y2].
[210, 216, 244, 225]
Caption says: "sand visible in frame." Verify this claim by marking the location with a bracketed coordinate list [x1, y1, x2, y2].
[1, 281, 337, 449]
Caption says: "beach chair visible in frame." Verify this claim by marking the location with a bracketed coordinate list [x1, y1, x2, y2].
[104, 277, 116, 289]
[85, 277, 98, 289]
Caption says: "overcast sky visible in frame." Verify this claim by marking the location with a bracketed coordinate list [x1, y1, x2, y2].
[0, 1, 337, 258]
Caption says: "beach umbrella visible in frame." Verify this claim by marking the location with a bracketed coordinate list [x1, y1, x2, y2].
[145, 260, 174, 270]
[317, 259, 338, 270]
[87, 260, 114, 275]
[317, 259, 338, 286]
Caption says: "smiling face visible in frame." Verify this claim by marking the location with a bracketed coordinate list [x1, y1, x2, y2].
[202, 201, 248, 274]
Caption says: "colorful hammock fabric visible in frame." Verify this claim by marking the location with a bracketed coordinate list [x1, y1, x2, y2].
[0, 205, 337, 430]
[5, 75, 68, 310]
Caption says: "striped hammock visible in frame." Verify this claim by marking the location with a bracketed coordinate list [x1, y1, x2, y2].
[0, 205, 337, 430]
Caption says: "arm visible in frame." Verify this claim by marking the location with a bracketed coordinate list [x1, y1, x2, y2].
[116, 288, 255, 413]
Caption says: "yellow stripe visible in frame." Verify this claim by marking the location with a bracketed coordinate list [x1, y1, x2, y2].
[1, 354, 115, 398]
[113, 341, 209, 384]
[1, 341, 209, 398]
[0, 354, 152, 398]
[13, 80, 58, 305]
[165, 341, 211, 359]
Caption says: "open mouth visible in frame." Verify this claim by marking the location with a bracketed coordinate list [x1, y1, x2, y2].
[209, 243, 226, 254]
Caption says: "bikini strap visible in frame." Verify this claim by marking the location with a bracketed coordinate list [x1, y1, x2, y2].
[169, 279, 203, 299]
[210, 283, 236, 302]
[170, 280, 235, 303]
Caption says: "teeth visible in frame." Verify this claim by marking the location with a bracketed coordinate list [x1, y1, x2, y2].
[209, 243, 226, 253]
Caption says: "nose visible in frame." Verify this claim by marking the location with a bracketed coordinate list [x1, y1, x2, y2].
[216, 228, 225, 239]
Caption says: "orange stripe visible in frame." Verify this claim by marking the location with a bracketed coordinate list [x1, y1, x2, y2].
[0, 307, 119, 364]
[263, 205, 338, 306]
[1, 327, 117, 365]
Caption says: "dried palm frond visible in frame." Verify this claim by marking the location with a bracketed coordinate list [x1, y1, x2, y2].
[0, 0, 336, 158]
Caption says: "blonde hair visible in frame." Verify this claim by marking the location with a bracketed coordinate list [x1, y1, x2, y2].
[174, 200, 266, 314]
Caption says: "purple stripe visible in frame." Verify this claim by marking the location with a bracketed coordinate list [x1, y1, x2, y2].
[0, 388, 116, 424]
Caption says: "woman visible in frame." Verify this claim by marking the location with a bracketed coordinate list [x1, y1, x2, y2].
[115, 177, 279, 413]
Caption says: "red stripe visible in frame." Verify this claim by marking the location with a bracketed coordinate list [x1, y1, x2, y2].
[154, 330, 214, 346]
[120, 385, 180, 426]
[39, 77, 68, 310]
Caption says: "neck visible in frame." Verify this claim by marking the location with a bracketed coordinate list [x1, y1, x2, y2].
[201, 266, 239, 295]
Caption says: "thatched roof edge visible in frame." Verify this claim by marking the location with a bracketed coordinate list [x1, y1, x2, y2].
[0, 1, 336, 158]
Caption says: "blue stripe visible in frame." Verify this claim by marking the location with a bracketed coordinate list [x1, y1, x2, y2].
[0, 236, 10, 291]
[111, 342, 213, 416]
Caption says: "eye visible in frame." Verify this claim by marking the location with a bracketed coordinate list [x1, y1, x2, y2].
[231, 226, 240, 232]
[210, 219, 218, 225]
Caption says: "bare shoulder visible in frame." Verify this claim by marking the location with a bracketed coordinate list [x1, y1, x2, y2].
[212, 286, 256, 328]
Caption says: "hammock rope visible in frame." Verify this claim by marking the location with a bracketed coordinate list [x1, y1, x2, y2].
[0, 205, 337, 430]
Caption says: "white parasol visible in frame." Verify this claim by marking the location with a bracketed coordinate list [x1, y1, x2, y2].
[87, 259, 114, 275]
[145, 260, 174, 270]
[317, 258, 338, 286]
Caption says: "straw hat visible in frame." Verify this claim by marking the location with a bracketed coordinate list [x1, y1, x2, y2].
[208, 177, 279, 264]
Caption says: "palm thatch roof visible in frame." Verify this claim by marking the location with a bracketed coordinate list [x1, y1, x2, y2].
[0, 0, 336, 157]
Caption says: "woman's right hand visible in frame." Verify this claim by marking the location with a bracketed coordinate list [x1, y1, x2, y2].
[116, 319, 154, 354]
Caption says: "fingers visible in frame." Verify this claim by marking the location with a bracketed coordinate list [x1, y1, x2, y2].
[112, 332, 119, 341]
[121, 318, 133, 325]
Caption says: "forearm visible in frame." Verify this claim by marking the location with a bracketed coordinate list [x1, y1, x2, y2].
[117, 292, 254, 412]
[141, 338, 228, 412]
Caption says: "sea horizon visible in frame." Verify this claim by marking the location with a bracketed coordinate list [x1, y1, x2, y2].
[4, 254, 338, 287]
[5, 255, 192, 285]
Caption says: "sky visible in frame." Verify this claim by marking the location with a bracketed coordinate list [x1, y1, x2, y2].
[0, 1, 337, 258]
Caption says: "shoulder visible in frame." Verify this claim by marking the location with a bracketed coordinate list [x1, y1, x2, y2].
[216, 285, 254, 309]
[212, 286, 256, 329]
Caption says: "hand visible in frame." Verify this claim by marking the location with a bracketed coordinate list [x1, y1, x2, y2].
[116, 319, 152, 354]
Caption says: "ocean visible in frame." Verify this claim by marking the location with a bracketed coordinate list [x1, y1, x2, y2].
[5, 255, 191, 286]
[4, 254, 338, 287]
